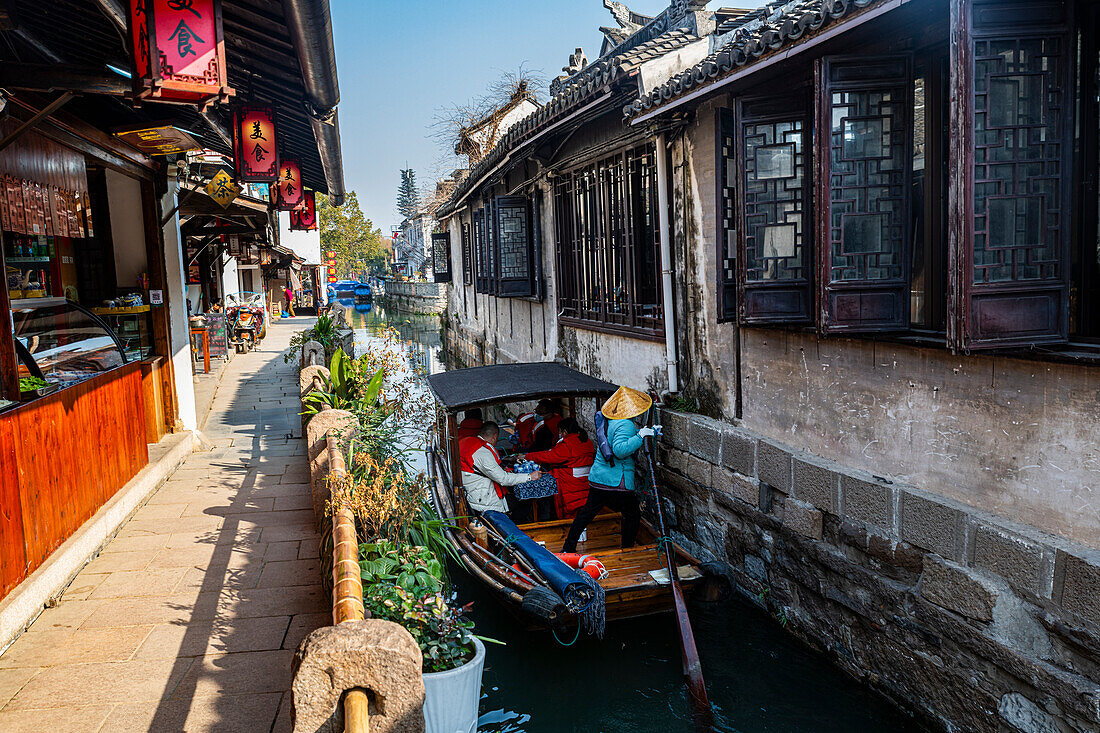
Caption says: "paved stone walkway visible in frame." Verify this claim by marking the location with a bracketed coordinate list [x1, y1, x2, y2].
[0, 318, 328, 732]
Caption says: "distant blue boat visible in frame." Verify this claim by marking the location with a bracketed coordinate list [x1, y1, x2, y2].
[354, 283, 372, 304]
[328, 280, 359, 302]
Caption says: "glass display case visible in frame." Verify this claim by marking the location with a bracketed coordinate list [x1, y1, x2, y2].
[92, 306, 153, 362]
[11, 298, 127, 392]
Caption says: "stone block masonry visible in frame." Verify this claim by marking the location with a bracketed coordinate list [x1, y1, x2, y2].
[655, 409, 1100, 733]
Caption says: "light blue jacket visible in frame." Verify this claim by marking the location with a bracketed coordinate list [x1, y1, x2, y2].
[588, 418, 645, 492]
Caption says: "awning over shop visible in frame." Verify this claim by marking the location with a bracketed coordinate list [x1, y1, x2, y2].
[0, 0, 345, 203]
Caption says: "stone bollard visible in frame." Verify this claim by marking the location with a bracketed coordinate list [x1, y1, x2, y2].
[292, 619, 425, 733]
[305, 410, 358, 527]
[299, 365, 330, 400]
[330, 302, 348, 328]
[301, 339, 325, 368]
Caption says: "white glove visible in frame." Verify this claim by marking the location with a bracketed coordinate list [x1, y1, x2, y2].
[637, 427, 656, 439]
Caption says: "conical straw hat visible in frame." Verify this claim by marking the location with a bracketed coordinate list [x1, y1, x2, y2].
[601, 386, 652, 420]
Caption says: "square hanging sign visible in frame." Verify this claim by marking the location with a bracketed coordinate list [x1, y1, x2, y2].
[128, 0, 233, 107]
[289, 191, 317, 231]
[273, 159, 303, 210]
[233, 105, 278, 182]
[205, 169, 239, 208]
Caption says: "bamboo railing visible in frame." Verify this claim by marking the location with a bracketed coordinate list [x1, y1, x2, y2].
[326, 432, 370, 733]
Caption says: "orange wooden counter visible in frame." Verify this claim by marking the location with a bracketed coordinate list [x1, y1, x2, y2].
[0, 362, 148, 601]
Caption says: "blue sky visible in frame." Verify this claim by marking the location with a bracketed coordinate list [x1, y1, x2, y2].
[330, 0, 675, 231]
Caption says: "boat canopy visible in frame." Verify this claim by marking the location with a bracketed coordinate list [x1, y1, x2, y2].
[426, 362, 617, 412]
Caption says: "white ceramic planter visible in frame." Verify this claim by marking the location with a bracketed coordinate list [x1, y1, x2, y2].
[422, 636, 486, 733]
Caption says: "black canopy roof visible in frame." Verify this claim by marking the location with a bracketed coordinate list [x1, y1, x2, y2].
[426, 362, 617, 413]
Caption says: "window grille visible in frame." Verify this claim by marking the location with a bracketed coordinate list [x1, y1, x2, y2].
[818, 56, 913, 332]
[955, 0, 1073, 348]
[461, 222, 472, 286]
[432, 232, 451, 283]
[553, 142, 664, 337]
[738, 95, 812, 323]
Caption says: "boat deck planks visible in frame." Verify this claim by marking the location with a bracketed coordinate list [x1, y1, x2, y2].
[519, 513, 700, 596]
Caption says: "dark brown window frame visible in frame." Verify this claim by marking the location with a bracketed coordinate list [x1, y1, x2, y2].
[716, 0, 1100, 363]
[461, 221, 473, 286]
[432, 231, 452, 283]
[553, 142, 664, 341]
[951, 0, 1076, 350]
[737, 91, 814, 325]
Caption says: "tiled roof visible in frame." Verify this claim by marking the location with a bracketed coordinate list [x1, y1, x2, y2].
[617, 29, 700, 72]
[624, 0, 885, 119]
[438, 15, 701, 217]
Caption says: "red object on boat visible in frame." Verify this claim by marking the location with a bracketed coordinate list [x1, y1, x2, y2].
[554, 552, 607, 581]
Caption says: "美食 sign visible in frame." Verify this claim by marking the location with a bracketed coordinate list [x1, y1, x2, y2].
[127, 0, 233, 107]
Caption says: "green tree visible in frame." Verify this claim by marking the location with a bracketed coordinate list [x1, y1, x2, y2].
[396, 168, 419, 220]
[317, 192, 390, 278]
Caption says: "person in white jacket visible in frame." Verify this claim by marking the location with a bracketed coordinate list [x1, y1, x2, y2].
[459, 422, 540, 513]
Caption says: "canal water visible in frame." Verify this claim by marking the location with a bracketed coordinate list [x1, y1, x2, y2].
[348, 302, 926, 733]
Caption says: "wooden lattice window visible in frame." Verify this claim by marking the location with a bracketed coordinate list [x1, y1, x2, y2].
[952, 0, 1073, 348]
[488, 197, 501, 297]
[717, 109, 738, 322]
[493, 195, 536, 297]
[552, 142, 664, 337]
[817, 56, 913, 333]
[738, 95, 812, 323]
[432, 232, 452, 283]
[461, 222, 472, 286]
[474, 207, 489, 293]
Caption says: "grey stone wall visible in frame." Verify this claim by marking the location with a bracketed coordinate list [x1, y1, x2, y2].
[654, 408, 1100, 733]
[379, 282, 447, 315]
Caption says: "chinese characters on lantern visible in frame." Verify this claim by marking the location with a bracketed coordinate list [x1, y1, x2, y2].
[289, 191, 317, 231]
[274, 159, 303, 210]
[233, 105, 278, 182]
[127, 0, 231, 105]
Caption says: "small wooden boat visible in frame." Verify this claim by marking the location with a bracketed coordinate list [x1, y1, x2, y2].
[425, 362, 711, 635]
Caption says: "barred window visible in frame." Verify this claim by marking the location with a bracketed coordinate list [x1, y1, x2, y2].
[432, 232, 451, 283]
[461, 222, 472, 286]
[553, 142, 663, 338]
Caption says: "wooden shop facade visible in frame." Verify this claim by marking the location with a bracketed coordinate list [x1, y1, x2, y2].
[0, 0, 344, 605]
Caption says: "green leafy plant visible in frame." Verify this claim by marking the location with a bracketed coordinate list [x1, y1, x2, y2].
[301, 349, 386, 416]
[364, 583, 477, 673]
[359, 540, 443, 596]
[285, 313, 339, 363]
[359, 541, 479, 673]
[669, 394, 699, 413]
[19, 376, 48, 392]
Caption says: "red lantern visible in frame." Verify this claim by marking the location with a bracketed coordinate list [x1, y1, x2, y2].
[273, 159, 303, 210]
[290, 191, 317, 231]
[127, 0, 232, 107]
[233, 105, 278, 182]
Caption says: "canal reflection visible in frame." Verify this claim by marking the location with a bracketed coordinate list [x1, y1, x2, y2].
[348, 304, 926, 733]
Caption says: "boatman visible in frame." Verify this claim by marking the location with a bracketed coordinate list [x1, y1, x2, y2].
[460, 422, 541, 514]
[561, 386, 656, 553]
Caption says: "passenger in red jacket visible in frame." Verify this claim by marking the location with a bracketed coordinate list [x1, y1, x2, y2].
[455, 408, 483, 440]
[524, 418, 596, 520]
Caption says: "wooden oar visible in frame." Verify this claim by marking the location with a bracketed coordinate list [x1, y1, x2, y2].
[642, 399, 714, 731]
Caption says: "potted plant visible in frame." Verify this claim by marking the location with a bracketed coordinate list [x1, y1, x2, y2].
[361, 541, 486, 733]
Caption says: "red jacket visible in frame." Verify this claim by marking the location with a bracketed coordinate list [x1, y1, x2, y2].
[527, 433, 595, 519]
[515, 412, 539, 448]
[459, 436, 504, 498]
[530, 413, 562, 451]
[456, 418, 482, 440]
